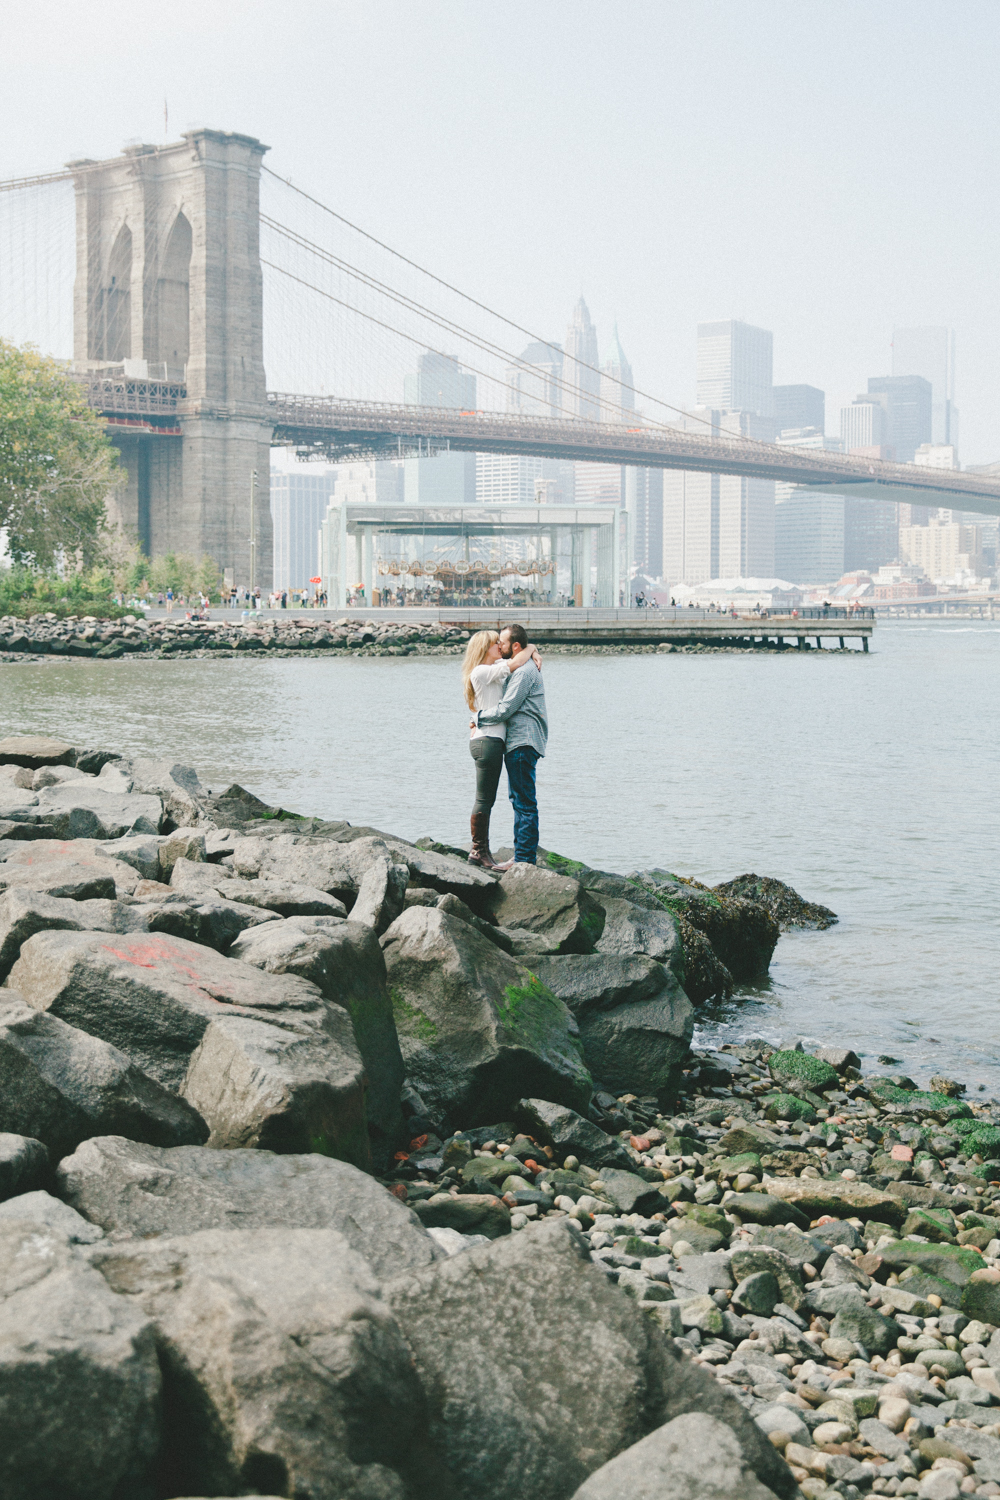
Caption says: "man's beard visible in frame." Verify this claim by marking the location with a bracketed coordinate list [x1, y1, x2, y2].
[500, 643, 512, 658]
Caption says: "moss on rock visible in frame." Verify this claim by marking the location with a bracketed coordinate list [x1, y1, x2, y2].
[768, 1050, 839, 1091]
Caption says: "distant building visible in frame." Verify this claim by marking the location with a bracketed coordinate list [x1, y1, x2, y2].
[627, 467, 663, 578]
[328, 461, 402, 508]
[476, 454, 572, 505]
[562, 298, 601, 420]
[774, 384, 825, 435]
[899, 519, 983, 580]
[841, 397, 888, 453]
[892, 326, 958, 446]
[404, 452, 476, 506]
[697, 320, 774, 420]
[913, 443, 959, 470]
[574, 461, 624, 506]
[844, 497, 899, 573]
[506, 341, 563, 418]
[600, 323, 635, 421]
[404, 351, 476, 409]
[662, 407, 774, 582]
[717, 410, 775, 578]
[270, 469, 339, 591]
[773, 427, 845, 582]
[866, 375, 933, 463]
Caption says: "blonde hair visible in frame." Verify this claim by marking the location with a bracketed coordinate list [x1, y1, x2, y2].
[462, 630, 499, 710]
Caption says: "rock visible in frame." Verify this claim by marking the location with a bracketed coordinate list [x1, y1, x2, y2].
[74, 748, 122, 777]
[829, 1294, 902, 1356]
[0, 842, 122, 901]
[129, 756, 204, 827]
[628, 871, 779, 983]
[384, 1216, 794, 1500]
[33, 785, 163, 840]
[667, 1251, 734, 1297]
[229, 917, 404, 1166]
[169, 854, 234, 895]
[156, 828, 205, 876]
[0, 997, 208, 1158]
[412, 1192, 511, 1239]
[729, 1246, 804, 1311]
[733, 1271, 781, 1316]
[528, 951, 694, 1101]
[56, 1137, 441, 1278]
[0, 1219, 161, 1500]
[361, 830, 497, 915]
[212, 878, 348, 918]
[511, 1098, 636, 1171]
[7, 928, 322, 1090]
[725, 1193, 809, 1230]
[751, 1226, 831, 1268]
[761, 1175, 907, 1225]
[0, 1132, 48, 1200]
[143, 892, 278, 952]
[567, 1410, 781, 1500]
[767, 1049, 839, 1091]
[0, 1188, 103, 1241]
[593, 896, 682, 965]
[814, 1046, 862, 1073]
[753, 1402, 812, 1446]
[97, 832, 166, 881]
[183, 1003, 368, 1163]
[8, 929, 370, 1166]
[483, 864, 605, 954]
[0, 886, 116, 982]
[596, 1167, 666, 1215]
[719, 1120, 780, 1154]
[380, 906, 591, 1129]
[0, 734, 75, 769]
[878, 1239, 985, 1287]
[91, 1226, 431, 1500]
[348, 851, 410, 935]
[713, 874, 838, 931]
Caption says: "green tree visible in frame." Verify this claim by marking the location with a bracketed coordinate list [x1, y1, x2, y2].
[0, 340, 124, 569]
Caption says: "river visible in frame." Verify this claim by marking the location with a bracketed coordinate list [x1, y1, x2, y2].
[2, 620, 996, 1090]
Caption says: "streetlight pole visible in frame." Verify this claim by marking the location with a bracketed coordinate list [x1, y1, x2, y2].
[249, 468, 257, 608]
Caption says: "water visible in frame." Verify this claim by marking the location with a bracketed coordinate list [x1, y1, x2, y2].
[2, 620, 997, 1090]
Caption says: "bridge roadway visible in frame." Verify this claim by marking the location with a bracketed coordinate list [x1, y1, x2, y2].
[77, 374, 1000, 513]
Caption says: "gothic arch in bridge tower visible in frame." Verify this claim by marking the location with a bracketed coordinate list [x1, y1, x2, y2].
[148, 210, 191, 379]
[95, 221, 132, 363]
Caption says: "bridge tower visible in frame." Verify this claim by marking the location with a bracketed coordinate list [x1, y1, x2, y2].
[71, 130, 273, 584]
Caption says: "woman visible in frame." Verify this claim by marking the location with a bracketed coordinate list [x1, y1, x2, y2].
[462, 629, 539, 869]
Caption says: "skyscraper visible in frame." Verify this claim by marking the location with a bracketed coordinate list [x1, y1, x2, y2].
[840, 397, 888, 453]
[662, 409, 720, 585]
[600, 322, 635, 421]
[562, 298, 601, 420]
[506, 341, 563, 417]
[628, 467, 663, 579]
[697, 320, 774, 420]
[270, 468, 340, 591]
[892, 326, 958, 446]
[866, 375, 933, 462]
[774, 428, 845, 583]
[717, 408, 775, 578]
[404, 352, 476, 409]
[774, 384, 825, 435]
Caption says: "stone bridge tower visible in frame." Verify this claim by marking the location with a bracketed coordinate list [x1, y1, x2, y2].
[71, 130, 273, 584]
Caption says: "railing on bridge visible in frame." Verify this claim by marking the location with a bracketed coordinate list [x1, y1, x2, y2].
[76, 371, 186, 418]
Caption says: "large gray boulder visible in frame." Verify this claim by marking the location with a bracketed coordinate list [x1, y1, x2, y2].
[0, 1132, 49, 1200]
[129, 756, 204, 827]
[8, 929, 370, 1167]
[530, 953, 694, 1101]
[0, 1219, 161, 1500]
[340, 827, 498, 914]
[143, 891, 279, 952]
[0, 1188, 104, 1241]
[380, 905, 592, 1129]
[212, 878, 348, 919]
[0, 887, 117, 981]
[33, 785, 163, 840]
[569, 1412, 782, 1500]
[483, 863, 605, 954]
[0, 997, 208, 1158]
[0, 841, 125, 901]
[384, 1217, 794, 1500]
[512, 1097, 636, 1171]
[594, 895, 683, 968]
[0, 734, 75, 768]
[91, 1227, 431, 1500]
[55, 1137, 441, 1279]
[230, 917, 405, 1167]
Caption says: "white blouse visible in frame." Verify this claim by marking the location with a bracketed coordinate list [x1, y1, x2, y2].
[470, 660, 510, 741]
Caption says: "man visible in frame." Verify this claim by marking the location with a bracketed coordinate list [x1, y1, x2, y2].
[475, 623, 548, 866]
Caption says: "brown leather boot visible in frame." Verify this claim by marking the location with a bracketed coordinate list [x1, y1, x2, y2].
[468, 812, 498, 869]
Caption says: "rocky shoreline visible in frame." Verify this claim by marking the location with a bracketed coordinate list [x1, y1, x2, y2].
[0, 732, 992, 1500]
[0, 612, 856, 663]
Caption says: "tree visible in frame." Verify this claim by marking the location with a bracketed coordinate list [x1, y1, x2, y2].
[0, 339, 123, 569]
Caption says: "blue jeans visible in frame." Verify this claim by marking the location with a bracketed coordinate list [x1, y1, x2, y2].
[505, 746, 540, 863]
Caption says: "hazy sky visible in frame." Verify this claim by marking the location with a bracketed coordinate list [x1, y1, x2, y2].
[4, 1, 998, 460]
